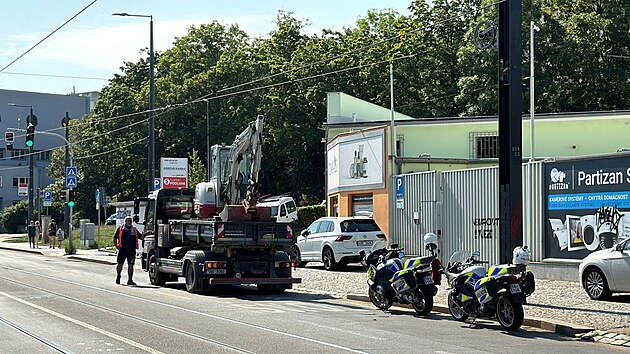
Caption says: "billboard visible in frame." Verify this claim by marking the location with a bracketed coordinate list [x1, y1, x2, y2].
[545, 156, 630, 259]
[160, 157, 188, 189]
[327, 128, 385, 194]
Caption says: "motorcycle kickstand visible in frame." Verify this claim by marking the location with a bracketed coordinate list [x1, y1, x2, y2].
[468, 316, 478, 328]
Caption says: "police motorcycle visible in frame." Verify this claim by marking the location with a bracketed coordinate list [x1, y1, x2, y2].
[443, 246, 535, 331]
[359, 233, 441, 315]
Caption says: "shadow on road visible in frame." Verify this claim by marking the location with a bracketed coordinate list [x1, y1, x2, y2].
[454, 320, 578, 341]
[529, 302, 630, 316]
[157, 282, 368, 311]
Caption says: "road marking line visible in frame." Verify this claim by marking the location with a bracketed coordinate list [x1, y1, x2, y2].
[0, 266, 369, 354]
[0, 290, 164, 354]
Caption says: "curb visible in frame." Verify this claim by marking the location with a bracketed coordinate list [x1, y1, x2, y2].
[346, 293, 594, 337]
[0, 244, 117, 266]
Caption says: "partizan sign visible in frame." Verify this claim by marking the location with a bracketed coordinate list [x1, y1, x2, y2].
[160, 157, 188, 189]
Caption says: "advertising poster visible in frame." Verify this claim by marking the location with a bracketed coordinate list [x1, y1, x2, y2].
[545, 156, 630, 259]
[327, 128, 385, 194]
[160, 157, 188, 189]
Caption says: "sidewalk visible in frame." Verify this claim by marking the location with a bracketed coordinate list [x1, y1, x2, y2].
[2, 234, 630, 348]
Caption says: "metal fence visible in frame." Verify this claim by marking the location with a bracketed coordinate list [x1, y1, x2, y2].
[390, 162, 545, 264]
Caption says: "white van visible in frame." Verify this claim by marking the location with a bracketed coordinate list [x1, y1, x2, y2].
[257, 196, 298, 223]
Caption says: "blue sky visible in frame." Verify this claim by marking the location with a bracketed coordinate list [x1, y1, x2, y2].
[0, 0, 411, 95]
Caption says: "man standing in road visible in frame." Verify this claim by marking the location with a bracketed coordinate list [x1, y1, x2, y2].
[113, 216, 143, 285]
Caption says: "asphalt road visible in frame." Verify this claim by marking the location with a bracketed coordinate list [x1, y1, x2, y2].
[0, 249, 623, 354]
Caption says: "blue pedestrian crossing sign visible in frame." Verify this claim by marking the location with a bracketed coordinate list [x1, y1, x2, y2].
[65, 167, 77, 188]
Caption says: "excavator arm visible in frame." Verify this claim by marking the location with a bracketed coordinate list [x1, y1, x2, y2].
[220, 115, 265, 214]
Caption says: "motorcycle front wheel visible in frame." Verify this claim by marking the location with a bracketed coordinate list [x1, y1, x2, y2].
[368, 287, 393, 310]
[496, 297, 524, 331]
[411, 290, 433, 315]
[447, 290, 469, 322]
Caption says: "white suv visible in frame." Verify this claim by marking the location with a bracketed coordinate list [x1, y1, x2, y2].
[296, 216, 385, 270]
[257, 196, 298, 223]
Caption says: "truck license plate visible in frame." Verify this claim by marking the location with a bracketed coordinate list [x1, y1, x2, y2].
[207, 269, 227, 275]
[357, 240, 373, 247]
[509, 283, 521, 294]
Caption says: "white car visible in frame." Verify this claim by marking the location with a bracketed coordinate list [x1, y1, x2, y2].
[579, 237, 630, 300]
[257, 196, 298, 223]
[296, 216, 385, 270]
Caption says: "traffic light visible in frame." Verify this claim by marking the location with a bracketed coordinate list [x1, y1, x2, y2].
[25, 123, 35, 147]
[5, 131, 14, 150]
[66, 189, 76, 207]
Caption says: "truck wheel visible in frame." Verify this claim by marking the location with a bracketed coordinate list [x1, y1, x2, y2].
[148, 255, 166, 286]
[185, 262, 200, 293]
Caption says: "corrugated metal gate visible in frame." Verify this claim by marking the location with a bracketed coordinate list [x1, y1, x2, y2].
[392, 171, 439, 256]
[441, 167, 500, 264]
[391, 162, 545, 264]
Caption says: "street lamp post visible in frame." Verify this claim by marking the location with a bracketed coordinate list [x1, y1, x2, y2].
[8, 103, 35, 228]
[113, 12, 155, 193]
[203, 99, 211, 181]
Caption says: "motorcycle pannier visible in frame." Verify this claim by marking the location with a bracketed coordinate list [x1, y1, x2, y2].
[522, 271, 535, 296]
[391, 271, 417, 293]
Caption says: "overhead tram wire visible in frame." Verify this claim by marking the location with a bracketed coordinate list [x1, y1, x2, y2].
[0, 71, 108, 81]
[0, 1, 503, 158]
[203, 0, 507, 99]
[0, 0, 99, 73]
[38, 0, 503, 132]
[7, 0, 503, 139]
[75, 137, 148, 160]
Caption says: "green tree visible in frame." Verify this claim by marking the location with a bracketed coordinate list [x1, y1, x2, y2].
[188, 149, 206, 186]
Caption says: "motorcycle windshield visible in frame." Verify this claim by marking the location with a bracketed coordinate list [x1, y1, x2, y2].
[448, 250, 470, 266]
[369, 239, 387, 254]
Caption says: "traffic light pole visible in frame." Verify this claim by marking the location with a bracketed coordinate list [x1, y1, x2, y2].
[27, 108, 34, 228]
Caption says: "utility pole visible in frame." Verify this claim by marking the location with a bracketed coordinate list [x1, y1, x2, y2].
[28, 107, 34, 227]
[498, 0, 523, 263]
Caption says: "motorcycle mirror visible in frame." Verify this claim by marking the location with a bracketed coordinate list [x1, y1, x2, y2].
[472, 251, 480, 257]
[359, 250, 365, 258]
[391, 243, 399, 249]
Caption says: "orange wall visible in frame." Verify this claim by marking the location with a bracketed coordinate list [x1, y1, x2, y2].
[327, 187, 390, 238]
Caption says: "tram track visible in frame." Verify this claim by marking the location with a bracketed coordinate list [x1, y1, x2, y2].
[0, 265, 368, 354]
[0, 315, 71, 353]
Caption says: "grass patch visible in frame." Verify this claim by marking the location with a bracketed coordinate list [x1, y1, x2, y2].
[4, 236, 30, 243]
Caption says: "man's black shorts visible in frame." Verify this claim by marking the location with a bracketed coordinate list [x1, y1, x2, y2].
[117, 249, 136, 265]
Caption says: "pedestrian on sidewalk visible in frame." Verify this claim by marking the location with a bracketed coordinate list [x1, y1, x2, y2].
[48, 219, 58, 249]
[28, 220, 36, 248]
[57, 228, 64, 249]
[35, 221, 41, 247]
[113, 216, 143, 286]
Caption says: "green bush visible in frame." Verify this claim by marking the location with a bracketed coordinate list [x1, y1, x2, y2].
[0, 200, 28, 233]
[297, 205, 326, 230]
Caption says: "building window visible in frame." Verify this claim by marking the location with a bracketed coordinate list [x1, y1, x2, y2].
[10, 149, 28, 160]
[0, 148, 4, 158]
[13, 177, 29, 187]
[470, 132, 499, 159]
[37, 151, 51, 161]
[352, 194, 373, 217]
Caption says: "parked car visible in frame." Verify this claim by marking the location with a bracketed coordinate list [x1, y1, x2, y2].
[257, 195, 298, 223]
[296, 216, 385, 270]
[105, 214, 117, 225]
[579, 237, 630, 300]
